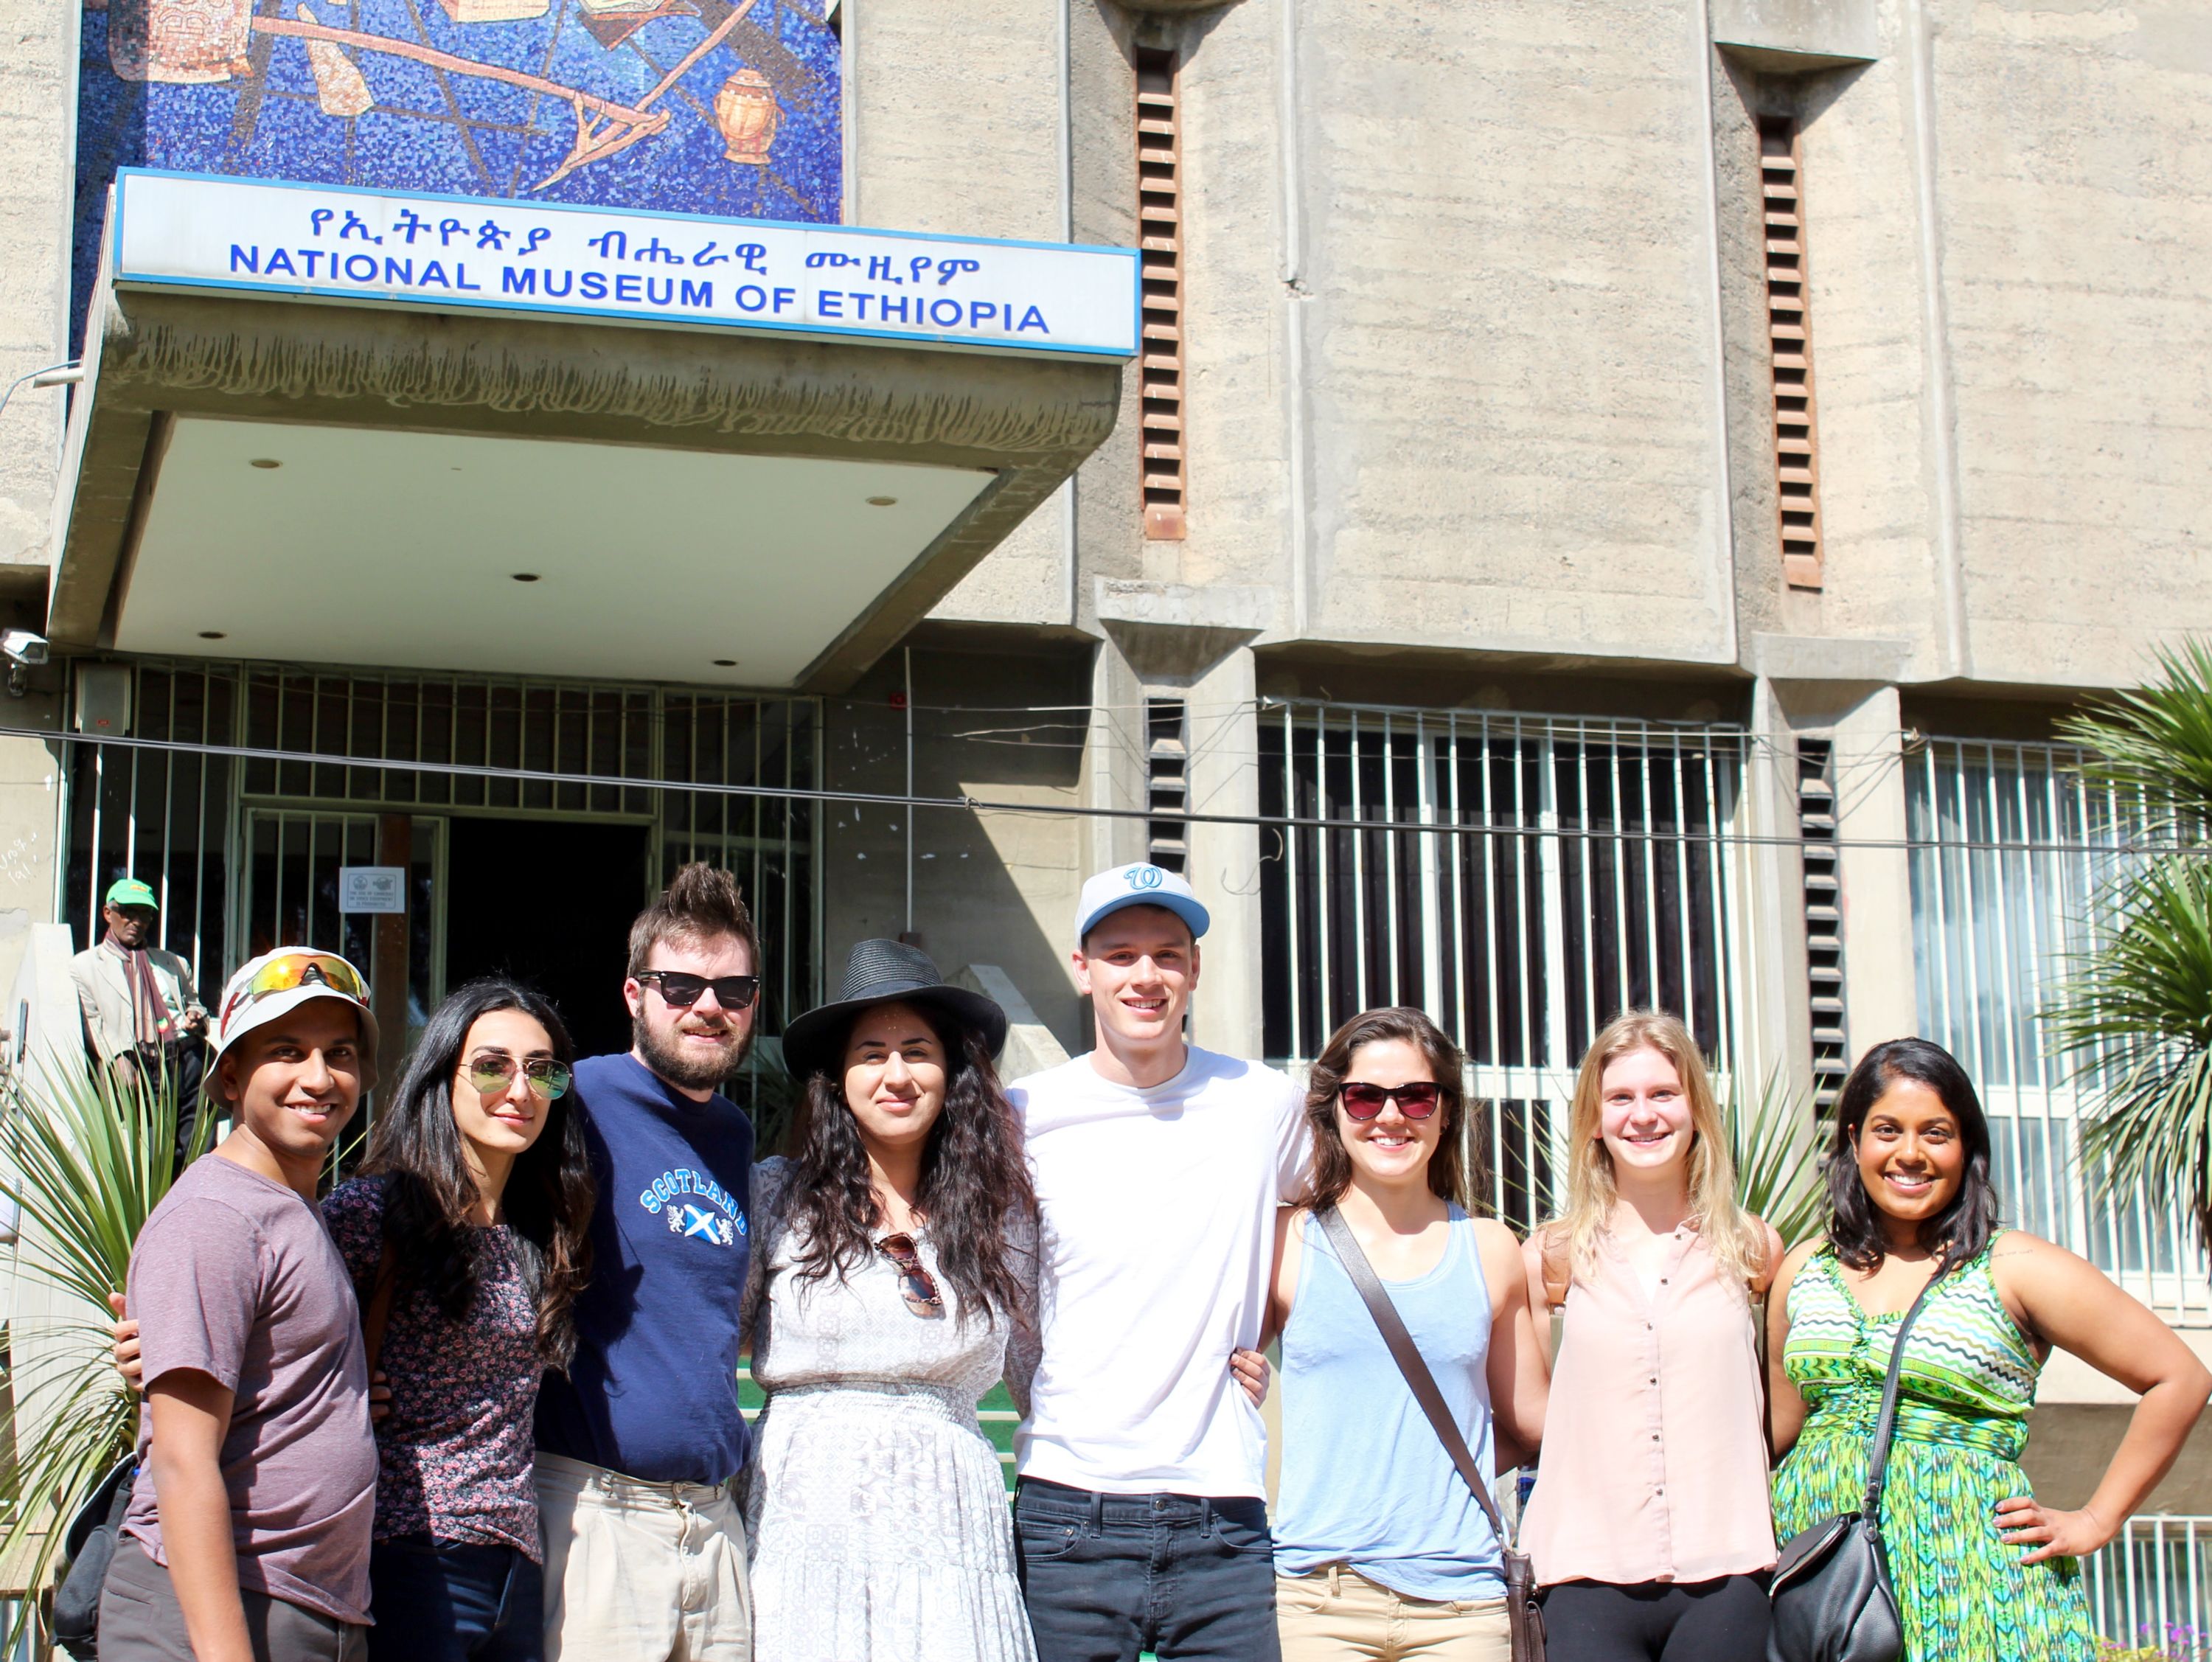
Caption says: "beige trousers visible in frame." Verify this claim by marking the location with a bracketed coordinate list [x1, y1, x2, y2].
[536, 1451, 751, 1662]
[1277, 1565, 1512, 1662]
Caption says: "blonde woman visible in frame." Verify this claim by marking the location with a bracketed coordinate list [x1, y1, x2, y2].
[1519, 1012, 1781, 1662]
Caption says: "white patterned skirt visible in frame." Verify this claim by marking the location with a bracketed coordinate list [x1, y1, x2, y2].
[743, 1382, 1038, 1662]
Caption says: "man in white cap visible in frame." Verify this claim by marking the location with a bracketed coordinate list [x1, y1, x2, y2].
[102, 949, 380, 1662]
[1009, 863, 1308, 1662]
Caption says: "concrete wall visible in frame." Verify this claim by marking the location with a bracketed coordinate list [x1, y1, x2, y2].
[900, 0, 2212, 700]
[819, 637, 1094, 1055]
[0, 0, 77, 578]
[1927, 0, 2212, 687]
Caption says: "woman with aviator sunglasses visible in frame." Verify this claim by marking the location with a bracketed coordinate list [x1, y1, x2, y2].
[323, 976, 594, 1661]
[1265, 1006, 1548, 1661]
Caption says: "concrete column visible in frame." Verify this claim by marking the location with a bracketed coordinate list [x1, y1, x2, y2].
[1185, 646, 1262, 1060]
[1832, 685, 1916, 1051]
[1745, 678, 1812, 1094]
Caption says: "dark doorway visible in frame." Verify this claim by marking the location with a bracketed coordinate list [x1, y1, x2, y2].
[444, 818, 650, 1060]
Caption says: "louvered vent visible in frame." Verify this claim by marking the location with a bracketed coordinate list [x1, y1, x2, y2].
[1136, 48, 1186, 541]
[1798, 736, 1847, 1110]
[1761, 117, 1825, 591]
[1147, 697, 1189, 872]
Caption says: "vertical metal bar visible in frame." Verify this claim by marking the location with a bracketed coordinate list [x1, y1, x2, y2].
[194, 667, 213, 993]
[1381, 711, 1399, 1007]
[1539, 729, 1571, 1119]
[1314, 712, 1332, 1041]
[88, 737, 107, 933]
[1674, 736, 1700, 1051]
[1445, 713, 1469, 1054]
[905, 650, 916, 936]
[1705, 740, 1736, 1071]
[1414, 714, 1441, 1024]
[1638, 729, 1661, 1017]
[1607, 726, 1632, 1023]
[1349, 709, 1368, 1014]
[1572, 729, 1599, 1057]
[787, 699, 805, 1026]
[1282, 703, 1302, 1057]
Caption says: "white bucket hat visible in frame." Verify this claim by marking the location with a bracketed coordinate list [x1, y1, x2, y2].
[207, 947, 380, 1099]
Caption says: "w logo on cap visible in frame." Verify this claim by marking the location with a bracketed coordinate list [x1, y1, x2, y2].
[1127, 865, 1165, 891]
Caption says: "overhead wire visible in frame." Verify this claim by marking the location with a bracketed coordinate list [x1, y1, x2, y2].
[12, 723, 2204, 860]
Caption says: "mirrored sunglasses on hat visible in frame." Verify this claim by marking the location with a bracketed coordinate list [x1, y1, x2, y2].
[220, 950, 370, 1028]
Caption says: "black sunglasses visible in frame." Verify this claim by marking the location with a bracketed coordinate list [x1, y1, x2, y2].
[636, 970, 761, 1010]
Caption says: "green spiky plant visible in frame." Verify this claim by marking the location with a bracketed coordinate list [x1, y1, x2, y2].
[0, 1057, 212, 1641]
[1725, 1066, 1827, 1251]
[2047, 641, 2212, 1259]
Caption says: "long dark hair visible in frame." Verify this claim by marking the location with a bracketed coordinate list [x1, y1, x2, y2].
[1826, 1037, 1998, 1271]
[1297, 1006, 1475, 1211]
[361, 978, 596, 1369]
[782, 1002, 1036, 1327]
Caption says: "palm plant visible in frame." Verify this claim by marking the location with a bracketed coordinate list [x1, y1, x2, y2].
[2047, 641, 2212, 1259]
[1725, 1066, 1826, 1251]
[0, 1059, 211, 1636]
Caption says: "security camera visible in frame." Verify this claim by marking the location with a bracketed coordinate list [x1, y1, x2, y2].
[1, 631, 48, 668]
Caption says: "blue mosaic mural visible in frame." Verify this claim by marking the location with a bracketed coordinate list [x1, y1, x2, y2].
[72, 0, 841, 344]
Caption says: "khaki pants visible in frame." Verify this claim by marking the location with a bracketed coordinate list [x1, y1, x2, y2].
[536, 1452, 751, 1662]
[1277, 1565, 1512, 1662]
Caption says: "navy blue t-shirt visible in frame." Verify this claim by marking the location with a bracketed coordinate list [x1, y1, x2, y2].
[535, 1051, 754, 1485]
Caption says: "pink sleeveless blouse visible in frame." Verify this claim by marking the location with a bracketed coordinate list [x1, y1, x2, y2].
[1521, 1225, 1776, 1588]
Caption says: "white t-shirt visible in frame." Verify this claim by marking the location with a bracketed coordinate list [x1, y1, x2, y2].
[1010, 1045, 1310, 1498]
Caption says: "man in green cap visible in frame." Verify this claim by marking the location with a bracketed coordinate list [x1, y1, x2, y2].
[70, 877, 209, 1170]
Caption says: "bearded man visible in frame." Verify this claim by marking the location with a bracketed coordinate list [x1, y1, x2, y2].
[532, 863, 762, 1662]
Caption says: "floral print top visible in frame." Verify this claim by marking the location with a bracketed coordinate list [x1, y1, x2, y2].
[321, 1176, 543, 1559]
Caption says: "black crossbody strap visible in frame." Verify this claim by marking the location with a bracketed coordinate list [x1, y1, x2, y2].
[1316, 1206, 1512, 1547]
[1860, 1262, 1949, 1521]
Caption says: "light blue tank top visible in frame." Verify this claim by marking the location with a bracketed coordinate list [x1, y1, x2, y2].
[1271, 1206, 1504, 1600]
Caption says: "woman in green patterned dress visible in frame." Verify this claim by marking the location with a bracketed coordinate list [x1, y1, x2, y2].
[1767, 1038, 2210, 1662]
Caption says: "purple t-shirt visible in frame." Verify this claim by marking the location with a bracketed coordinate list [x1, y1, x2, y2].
[321, 1177, 542, 1558]
[122, 1155, 376, 1627]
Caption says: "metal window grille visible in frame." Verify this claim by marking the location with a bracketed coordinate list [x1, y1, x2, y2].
[1259, 700, 1764, 1228]
[62, 663, 822, 1108]
[1905, 734, 2212, 1325]
[2085, 1515, 2212, 1652]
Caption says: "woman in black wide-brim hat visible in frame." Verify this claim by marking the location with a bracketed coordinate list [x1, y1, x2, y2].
[740, 939, 1041, 1662]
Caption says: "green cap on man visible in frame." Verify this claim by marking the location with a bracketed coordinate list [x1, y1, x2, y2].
[104, 878, 158, 911]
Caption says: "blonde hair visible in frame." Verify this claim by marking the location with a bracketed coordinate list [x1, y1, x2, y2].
[1545, 1009, 1764, 1291]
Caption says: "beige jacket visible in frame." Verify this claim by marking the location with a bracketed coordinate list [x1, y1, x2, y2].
[69, 940, 203, 1064]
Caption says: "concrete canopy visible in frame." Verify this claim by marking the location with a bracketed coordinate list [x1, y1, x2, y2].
[52, 277, 1123, 692]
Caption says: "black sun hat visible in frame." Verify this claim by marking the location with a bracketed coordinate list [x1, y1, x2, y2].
[781, 939, 1009, 1080]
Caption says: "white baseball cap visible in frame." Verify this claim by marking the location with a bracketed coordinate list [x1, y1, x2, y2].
[208, 947, 380, 1099]
[1075, 862, 1210, 944]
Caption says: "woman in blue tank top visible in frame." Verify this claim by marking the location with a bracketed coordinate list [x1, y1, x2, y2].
[1265, 1007, 1548, 1661]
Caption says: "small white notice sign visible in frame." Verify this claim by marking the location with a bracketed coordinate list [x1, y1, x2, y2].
[339, 866, 407, 914]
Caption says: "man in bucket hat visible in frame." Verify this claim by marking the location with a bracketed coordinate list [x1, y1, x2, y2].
[1009, 863, 1309, 1662]
[69, 877, 209, 1172]
[103, 948, 380, 1662]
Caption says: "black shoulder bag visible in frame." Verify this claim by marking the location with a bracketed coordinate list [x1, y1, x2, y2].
[1766, 1267, 1947, 1662]
[50, 1452, 136, 1659]
[1316, 1206, 1545, 1662]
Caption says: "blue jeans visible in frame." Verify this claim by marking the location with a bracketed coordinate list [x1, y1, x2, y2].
[368, 1537, 543, 1662]
[1015, 1479, 1283, 1662]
